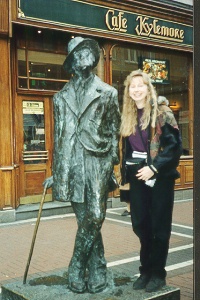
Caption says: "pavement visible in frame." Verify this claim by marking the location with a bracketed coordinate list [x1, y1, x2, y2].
[0, 197, 193, 299]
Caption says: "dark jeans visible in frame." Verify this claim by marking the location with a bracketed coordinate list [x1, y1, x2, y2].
[129, 175, 175, 278]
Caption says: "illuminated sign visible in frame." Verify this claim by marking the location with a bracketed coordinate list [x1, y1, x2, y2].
[139, 58, 170, 84]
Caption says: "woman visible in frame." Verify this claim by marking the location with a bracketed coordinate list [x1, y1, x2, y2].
[120, 69, 182, 293]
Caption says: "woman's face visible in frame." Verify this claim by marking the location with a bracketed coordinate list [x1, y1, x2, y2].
[129, 76, 148, 108]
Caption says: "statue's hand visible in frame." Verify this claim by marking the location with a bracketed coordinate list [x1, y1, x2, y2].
[111, 151, 119, 165]
[43, 176, 53, 189]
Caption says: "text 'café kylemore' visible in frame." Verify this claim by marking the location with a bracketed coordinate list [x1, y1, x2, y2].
[105, 10, 185, 42]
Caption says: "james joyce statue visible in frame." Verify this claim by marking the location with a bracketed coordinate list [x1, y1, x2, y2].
[43, 37, 120, 293]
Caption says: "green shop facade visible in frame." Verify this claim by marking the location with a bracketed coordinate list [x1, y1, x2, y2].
[0, 0, 193, 220]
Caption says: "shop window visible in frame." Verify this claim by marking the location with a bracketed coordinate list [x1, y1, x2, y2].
[16, 27, 105, 91]
[124, 49, 137, 63]
[17, 46, 104, 92]
[112, 45, 190, 155]
[17, 49, 69, 91]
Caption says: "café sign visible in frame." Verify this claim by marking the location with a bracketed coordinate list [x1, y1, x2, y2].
[18, 0, 192, 48]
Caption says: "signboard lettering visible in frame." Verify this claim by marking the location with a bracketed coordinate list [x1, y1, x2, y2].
[135, 16, 184, 42]
[105, 10, 127, 32]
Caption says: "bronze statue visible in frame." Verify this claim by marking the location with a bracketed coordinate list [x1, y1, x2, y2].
[44, 37, 120, 294]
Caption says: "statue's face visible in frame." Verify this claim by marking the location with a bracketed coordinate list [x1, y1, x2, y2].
[72, 47, 95, 72]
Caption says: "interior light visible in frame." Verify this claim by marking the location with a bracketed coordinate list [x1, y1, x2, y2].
[169, 101, 177, 107]
[37, 30, 42, 34]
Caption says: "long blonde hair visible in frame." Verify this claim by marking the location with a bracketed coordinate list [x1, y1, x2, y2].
[120, 69, 158, 137]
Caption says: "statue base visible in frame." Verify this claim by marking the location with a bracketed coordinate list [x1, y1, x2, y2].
[1, 269, 180, 300]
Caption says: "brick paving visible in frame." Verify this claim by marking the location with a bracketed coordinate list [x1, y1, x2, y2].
[0, 199, 193, 299]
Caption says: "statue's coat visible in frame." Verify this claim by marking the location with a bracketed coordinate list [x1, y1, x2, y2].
[52, 75, 120, 202]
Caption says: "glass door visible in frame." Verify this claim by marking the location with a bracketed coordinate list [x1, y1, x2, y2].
[16, 96, 53, 204]
[23, 101, 47, 163]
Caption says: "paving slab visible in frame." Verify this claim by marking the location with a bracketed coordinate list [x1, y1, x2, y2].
[1, 269, 180, 300]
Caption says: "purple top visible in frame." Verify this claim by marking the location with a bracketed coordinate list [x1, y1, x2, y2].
[128, 109, 148, 152]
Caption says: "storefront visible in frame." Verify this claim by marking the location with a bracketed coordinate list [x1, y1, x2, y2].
[0, 0, 193, 212]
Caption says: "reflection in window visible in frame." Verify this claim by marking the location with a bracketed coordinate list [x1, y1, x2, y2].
[18, 49, 26, 76]
[17, 47, 105, 91]
[124, 49, 137, 63]
[28, 51, 67, 80]
[18, 50, 70, 91]
[18, 78, 27, 89]
[93, 50, 104, 81]
[29, 79, 65, 91]
[112, 46, 137, 111]
[23, 101, 45, 163]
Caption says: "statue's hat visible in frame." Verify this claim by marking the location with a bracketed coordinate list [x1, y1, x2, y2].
[63, 36, 100, 72]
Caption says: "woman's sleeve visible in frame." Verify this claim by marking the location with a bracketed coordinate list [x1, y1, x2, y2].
[152, 112, 182, 172]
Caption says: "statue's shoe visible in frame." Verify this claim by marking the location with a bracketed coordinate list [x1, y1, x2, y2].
[68, 280, 86, 293]
[68, 258, 87, 293]
[87, 274, 107, 293]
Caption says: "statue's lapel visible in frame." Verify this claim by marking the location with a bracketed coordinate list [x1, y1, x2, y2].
[80, 80, 100, 115]
[62, 82, 79, 116]
[61, 78, 101, 117]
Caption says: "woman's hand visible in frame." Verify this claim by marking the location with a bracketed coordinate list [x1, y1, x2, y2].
[136, 166, 154, 181]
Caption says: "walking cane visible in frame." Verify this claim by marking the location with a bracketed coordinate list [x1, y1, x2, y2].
[23, 185, 47, 284]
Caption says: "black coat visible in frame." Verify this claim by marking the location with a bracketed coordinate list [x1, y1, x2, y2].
[121, 119, 182, 185]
